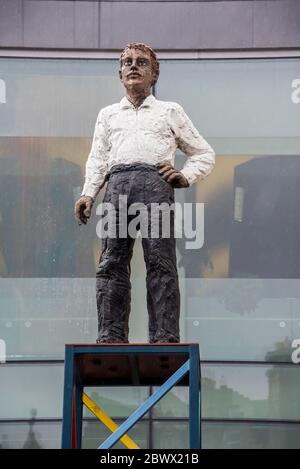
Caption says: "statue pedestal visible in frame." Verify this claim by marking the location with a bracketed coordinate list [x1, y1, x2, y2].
[61, 343, 201, 449]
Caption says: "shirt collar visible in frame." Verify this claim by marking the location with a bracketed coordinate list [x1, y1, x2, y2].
[120, 94, 156, 110]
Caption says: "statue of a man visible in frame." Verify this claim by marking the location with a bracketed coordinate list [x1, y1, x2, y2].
[74, 43, 215, 343]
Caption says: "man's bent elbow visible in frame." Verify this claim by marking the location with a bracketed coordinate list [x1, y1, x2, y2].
[205, 147, 216, 175]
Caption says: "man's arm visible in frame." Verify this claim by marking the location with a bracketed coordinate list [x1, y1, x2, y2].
[81, 107, 110, 199]
[74, 108, 110, 225]
[168, 103, 215, 186]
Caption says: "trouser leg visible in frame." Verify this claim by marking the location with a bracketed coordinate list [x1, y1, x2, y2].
[96, 234, 135, 342]
[142, 221, 180, 343]
[96, 177, 135, 343]
[142, 174, 180, 343]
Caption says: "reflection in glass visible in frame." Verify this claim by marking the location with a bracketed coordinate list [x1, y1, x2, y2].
[82, 420, 148, 449]
[152, 422, 189, 449]
[202, 364, 300, 421]
[157, 59, 300, 154]
[83, 387, 149, 419]
[0, 364, 64, 419]
[1, 57, 300, 449]
[203, 422, 300, 449]
[152, 364, 300, 422]
[1, 58, 300, 362]
[185, 279, 300, 361]
[0, 421, 61, 449]
[152, 387, 188, 419]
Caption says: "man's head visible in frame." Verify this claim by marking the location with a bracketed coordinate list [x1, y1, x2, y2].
[119, 43, 160, 92]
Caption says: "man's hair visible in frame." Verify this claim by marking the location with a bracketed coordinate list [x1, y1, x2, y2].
[119, 42, 160, 86]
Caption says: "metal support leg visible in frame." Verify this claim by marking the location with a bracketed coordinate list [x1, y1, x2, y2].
[189, 345, 201, 449]
[62, 346, 75, 449]
[75, 385, 83, 449]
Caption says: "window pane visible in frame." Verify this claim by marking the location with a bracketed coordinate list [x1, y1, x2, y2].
[83, 387, 149, 419]
[152, 421, 189, 449]
[0, 58, 151, 359]
[0, 419, 149, 450]
[82, 420, 148, 449]
[0, 363, 149, 420]
[152, 387, 189, 419]
[152, 364, 300, 421]
[185, 279, 300, 361]
[0, 421, 61, 449]
[0, 58, 123, 278]
[0, 59, 123, 138]
[0, 276, 159, 359]
[0, 59, 124, 359]
[157, 59, 300, 361]
[203, 421, 300, 449]
[1, 420, 299, 449]
[156, 59, 300, 155]
[1, 57, 300, 363]
[202, 364, 300, 421]
[0, 364, 64, 419]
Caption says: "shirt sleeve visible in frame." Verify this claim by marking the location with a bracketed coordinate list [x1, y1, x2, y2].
[81, 108, 110, 200]
[168, 103, 215, 186]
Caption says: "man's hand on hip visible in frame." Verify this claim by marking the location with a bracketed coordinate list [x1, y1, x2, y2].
[158, 161, 189, 188]
[74, 195, 94, 225]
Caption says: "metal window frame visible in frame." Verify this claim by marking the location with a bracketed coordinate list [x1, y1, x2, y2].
[0, 47, 300, 448]
[1, 49, 300, 59]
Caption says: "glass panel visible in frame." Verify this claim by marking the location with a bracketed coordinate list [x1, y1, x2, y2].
[152, 387, 189, 419]
[179, 154, 300, 282]
[202, 364, 300, 421]
[2, 420, 299, 449]
[83, 387, 149, 419]
[81, 420, 148, 449]
[157, 59, 300, 361]
[0, 363, 150, 420]
[152, 421, 189, 449]
[202, 422, 300, 449]
[0, 59, 123, 138]
[0, 58, 124, 359]
[0, 59, 123, 279]
[0, 58, 157, 358]
[0, 421, 61, 449]
[0, 364, 64, 419]
[153, 421, 300, 449]
[1, 57, 300, 362]
[185, 279, 300, 361]
[0, 269, 185, 360]
[2, 362, 299, 428]
[153, 364, 300, 421]
[157, 59, 300, 155]
[181, 152, 300, 360]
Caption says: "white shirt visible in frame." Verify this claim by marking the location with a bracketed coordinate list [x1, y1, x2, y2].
[81, 94, 215, 199]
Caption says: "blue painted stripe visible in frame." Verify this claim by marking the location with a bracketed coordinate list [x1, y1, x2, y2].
[71, 345, 191, 355]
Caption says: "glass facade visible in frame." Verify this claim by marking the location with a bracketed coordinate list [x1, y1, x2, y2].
[0, 57, 300, 448]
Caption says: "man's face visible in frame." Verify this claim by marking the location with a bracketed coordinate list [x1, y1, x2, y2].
[119, 48, 155, 92]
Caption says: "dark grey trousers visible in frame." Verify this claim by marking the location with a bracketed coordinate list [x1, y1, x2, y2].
[96, 162, 180, 343]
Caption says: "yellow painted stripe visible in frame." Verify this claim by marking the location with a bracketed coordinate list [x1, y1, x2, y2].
[82, 392, 140, 449]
